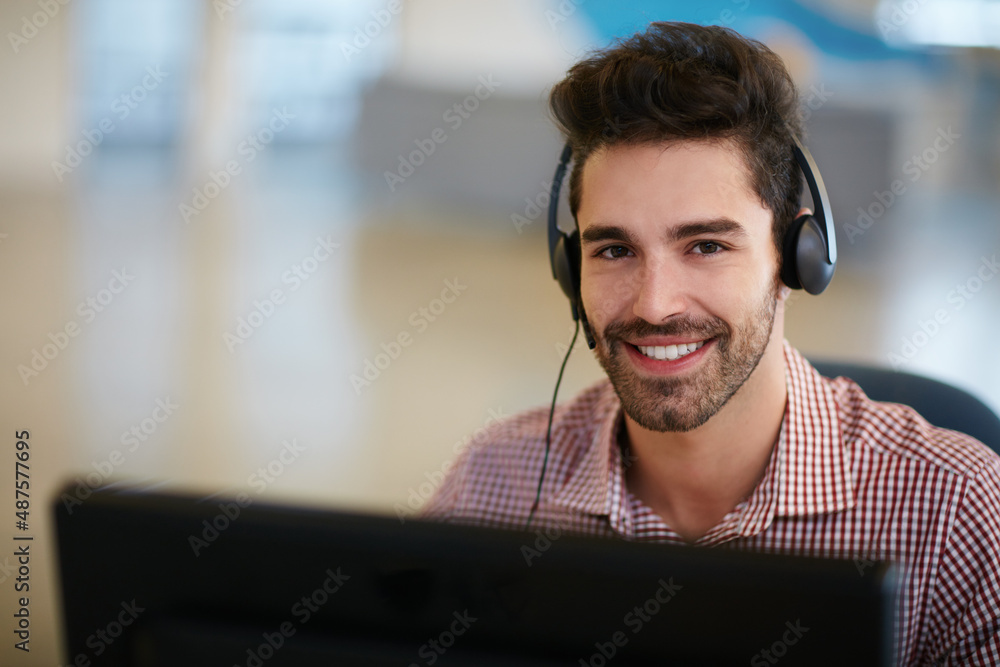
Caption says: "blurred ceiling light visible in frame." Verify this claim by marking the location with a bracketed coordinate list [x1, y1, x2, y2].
[875, 0, 1000, 48]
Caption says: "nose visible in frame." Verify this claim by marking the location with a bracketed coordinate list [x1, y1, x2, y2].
[631, 258, 687, 324]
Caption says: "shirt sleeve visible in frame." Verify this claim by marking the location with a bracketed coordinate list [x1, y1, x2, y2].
[926, 458, 1000, 665]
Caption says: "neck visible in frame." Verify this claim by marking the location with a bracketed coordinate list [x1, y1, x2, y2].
[623, 325, 788, 543]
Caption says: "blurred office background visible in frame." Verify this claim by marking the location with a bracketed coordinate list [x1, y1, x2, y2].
[1, 0, 998, 663]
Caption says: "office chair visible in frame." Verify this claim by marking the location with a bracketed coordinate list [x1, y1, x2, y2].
[810, 360, 1000, 455]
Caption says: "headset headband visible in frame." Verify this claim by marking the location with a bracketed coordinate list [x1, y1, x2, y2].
[790, 134, 837, 266]
[547, 142, 574, 280]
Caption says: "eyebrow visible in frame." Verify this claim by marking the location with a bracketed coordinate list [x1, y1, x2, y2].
[580, 218, 749, 246]
[580, 224, 637, 246]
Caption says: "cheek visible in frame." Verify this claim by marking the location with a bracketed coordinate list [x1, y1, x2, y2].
[580, 271, 632, 323]
[751, 246, 782, 296]
[703, 271, 771, 320]
[712, 243, 779, 296]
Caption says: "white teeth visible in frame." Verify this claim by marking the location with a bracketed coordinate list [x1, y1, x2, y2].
[637, 340, 705, 361]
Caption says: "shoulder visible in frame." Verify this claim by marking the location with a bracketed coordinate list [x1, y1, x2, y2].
[789, 350, 1000, 662]
[461, 380, 619, 476]
[784, 342, 999, 480]
[823, 372, 1000, 481]
[420, 379, 620, 525]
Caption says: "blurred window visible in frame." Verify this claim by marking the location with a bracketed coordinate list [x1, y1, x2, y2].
[75, 0, 396, 147]
[75, 0, 200, 146]
[876, 0, 1000, 49]
[238, 0, 396, 143]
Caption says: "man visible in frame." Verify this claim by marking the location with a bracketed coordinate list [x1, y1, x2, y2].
[423, 22, 1000, 664]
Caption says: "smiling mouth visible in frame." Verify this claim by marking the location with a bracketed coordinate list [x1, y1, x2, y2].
[634, 341, 706, 361]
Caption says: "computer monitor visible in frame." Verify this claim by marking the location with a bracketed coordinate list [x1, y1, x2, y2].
[55, 485, 897, 666]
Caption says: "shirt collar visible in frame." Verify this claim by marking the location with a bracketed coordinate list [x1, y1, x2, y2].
[546, 341, 855, 537]
[774, 341, 855, 518]
[718, 342, 855, 541]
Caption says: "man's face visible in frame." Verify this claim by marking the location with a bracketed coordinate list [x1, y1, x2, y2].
[577, 140, 782, 432]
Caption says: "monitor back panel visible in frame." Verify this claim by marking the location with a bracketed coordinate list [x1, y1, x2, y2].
[56, 488, 897, 666]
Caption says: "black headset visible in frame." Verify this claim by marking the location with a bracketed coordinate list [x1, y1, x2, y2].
[546, 135, 837, 338]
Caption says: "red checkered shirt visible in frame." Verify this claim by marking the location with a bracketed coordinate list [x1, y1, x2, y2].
[423, 342, 1000, 665]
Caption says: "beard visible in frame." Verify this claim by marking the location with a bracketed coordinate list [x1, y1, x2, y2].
[590, 282, 779, 432]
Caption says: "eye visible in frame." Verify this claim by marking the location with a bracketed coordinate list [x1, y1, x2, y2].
[691, 241, 724, 255]
[598, 245, 632, 260]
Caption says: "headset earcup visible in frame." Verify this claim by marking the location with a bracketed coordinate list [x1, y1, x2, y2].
[553, 231, 581, 317]
[781, 215, 806, 291]
[782, 214, 835, 295]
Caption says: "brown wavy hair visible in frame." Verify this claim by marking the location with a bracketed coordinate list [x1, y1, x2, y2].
[549, 22, 804, 255]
